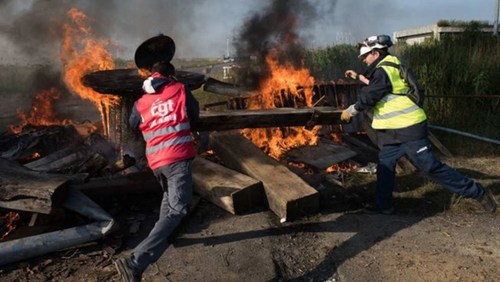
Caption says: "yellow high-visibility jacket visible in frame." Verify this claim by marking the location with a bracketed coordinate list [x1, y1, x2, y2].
[371, 55, 427, 129]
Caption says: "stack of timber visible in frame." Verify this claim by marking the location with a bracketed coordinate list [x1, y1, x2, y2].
[210, 131, 320, 222]
[74, 157, 264, 216]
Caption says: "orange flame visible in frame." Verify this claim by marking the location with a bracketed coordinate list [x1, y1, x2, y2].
[241, 55, 319, 159]
[61, 8, 120, 135]
[0, 212, 20, 240]
[325, 162, 359, 173]
[138, 68, 152, 78]
[9, 88, 71, 133]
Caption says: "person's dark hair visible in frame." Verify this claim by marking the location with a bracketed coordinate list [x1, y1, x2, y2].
[373, 48, 389, 57]
[151, 61, 175, 77]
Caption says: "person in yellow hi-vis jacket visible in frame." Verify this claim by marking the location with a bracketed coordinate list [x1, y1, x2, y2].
[342, 35, 497, 215]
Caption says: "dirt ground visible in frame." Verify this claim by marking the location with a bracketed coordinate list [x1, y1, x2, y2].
[0, 154, 499, 282]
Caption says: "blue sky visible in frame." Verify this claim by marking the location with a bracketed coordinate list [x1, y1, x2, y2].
[0, 0, 498, 60]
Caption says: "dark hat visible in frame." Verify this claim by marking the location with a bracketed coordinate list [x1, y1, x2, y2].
[134, 34, 176, 70]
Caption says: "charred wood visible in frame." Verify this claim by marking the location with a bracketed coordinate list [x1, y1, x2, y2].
[0, 158, 71, 214]
[73, 171, 161, 198]
[109, 154, 136, 175]
[76, 151, 109, 176]
[25, 144, 89, 172]
[194, 107, 343, 131]
[286, 139, 357, 170]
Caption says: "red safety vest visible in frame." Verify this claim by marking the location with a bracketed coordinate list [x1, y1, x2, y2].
[136, 79, 196, 169]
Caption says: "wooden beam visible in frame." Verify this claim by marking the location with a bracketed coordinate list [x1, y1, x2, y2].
[210, 131, 320, 222]
[194, 107, 343, 131]
[428, 131, 453, 157]
[72, 171, 161, 197]
[192, 157, 264, 215]
[286, 139, 357, 170]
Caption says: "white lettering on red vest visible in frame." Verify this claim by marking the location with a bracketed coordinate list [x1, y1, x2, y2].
[149, 99, 177, 128]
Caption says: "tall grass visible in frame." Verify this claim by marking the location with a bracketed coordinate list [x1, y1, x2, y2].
[305, 44, 364, 81]
[394, 31, 500, 154]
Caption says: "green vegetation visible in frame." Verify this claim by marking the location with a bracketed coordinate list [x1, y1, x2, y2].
[393, 31, 500, 155]
[436, 19, 491, 27]
[306, 31, 500, 155]
[305, 45, 365, 82]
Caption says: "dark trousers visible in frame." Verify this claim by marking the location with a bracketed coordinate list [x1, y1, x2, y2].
[132, 159, 193, 271]
[376, 138, 484, 209]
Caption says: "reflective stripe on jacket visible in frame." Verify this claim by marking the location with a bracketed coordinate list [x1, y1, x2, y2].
[136, 82, 196, 169]
[372, 55, 427, 129]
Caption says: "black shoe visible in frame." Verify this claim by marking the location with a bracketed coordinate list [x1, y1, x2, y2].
[115, 256, 142, 282]
[363, 205, 394, 215]
[479, 185, 497, 214]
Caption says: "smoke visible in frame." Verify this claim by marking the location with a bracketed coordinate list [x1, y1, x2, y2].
[234, 0, 338, 87]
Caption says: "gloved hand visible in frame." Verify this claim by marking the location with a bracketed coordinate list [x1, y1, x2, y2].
[341, 104, 359, 122]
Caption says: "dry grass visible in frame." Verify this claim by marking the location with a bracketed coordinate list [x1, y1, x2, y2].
[343, 156, 500, 215]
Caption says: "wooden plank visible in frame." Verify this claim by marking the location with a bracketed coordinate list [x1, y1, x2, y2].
[192, 157, 264, 215]
[73, 171, 161, 197]
[24, 144, 89, 172]
[210, 131, 320, 222]
[0, 158, 70, 214]
[428, 131, 453, 157]
[194, 107, 343, 131]
[286, 139, 357, 170]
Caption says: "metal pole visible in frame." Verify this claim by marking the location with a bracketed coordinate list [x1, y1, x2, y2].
[429, 125, 500, 146]
[494, 0, 499, 36]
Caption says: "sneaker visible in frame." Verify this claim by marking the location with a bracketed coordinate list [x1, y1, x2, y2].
[115, 256, 142, 282]
[363, 205, 394, 215]
[479, 185, 497, 214]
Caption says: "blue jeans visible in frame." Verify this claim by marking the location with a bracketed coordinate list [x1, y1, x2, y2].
[376, 138, 484, 209]
[132, 158, 193, 271]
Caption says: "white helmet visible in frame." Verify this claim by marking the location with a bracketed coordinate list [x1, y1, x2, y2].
[358, 35, 393, 58]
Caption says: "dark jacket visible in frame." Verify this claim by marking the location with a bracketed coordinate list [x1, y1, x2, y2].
[354, 55, 427, 146]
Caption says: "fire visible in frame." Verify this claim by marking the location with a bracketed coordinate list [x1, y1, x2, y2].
[138, 68, 152, 78]
[325, 162, 359, 173]
[9, 88, 71, 133]
[61, 8, 120, 135]
[0, 212, 20, 240]
[242, 55, 319, 159]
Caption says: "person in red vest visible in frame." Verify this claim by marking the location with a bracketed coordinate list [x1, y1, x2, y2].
[115, 61, 199, 282]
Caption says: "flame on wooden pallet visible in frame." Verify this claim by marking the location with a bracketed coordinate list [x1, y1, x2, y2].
[9, 88, 72, 134]
[242, 55, 319, 160]
[325, 162, 359, 173]
[0, 212, 21, 240]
